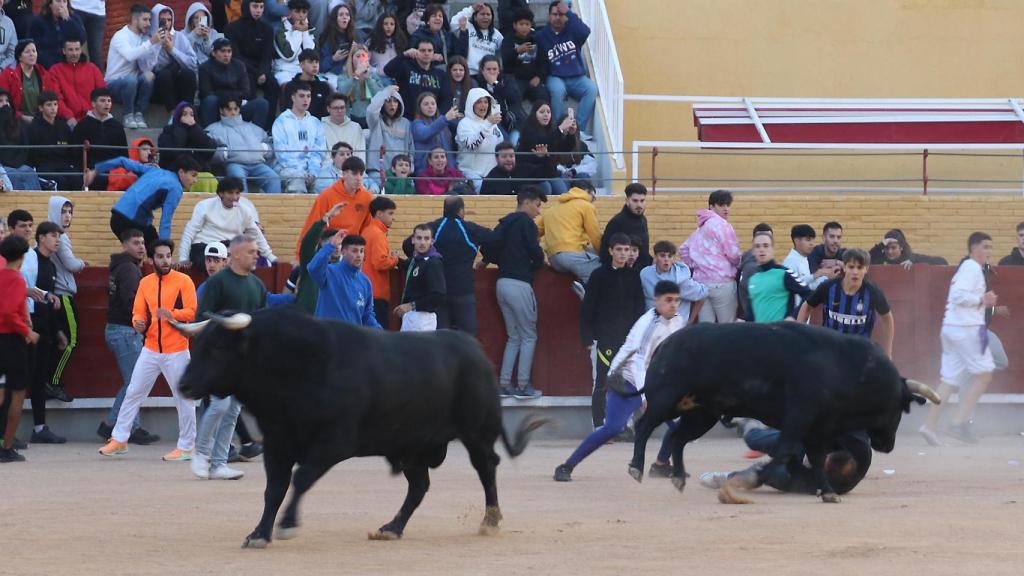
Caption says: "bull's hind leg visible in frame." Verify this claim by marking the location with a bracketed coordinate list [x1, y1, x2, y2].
[463, 437, 502, 535]
[628, 412, 660, 483]
[244, 440, 295, 549]
[370, 465, 430, 540]
[668, 410, 720, 493]
[277, 462, 333, 539]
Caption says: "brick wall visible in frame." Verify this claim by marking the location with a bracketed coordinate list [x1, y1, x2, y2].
[2, 192, 1022, 265]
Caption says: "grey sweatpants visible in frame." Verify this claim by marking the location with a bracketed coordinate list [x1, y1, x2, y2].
[496, 278, 538, 388]
[549, 250, 601, 284]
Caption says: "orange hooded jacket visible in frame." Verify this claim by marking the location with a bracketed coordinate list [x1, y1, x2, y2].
[361, 217, 398, 300]
[294, 180, 374, 260]
[107, 137, 156, 191]
[132, 269, 197, 354]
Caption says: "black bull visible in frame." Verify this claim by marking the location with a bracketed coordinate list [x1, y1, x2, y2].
[173, 307, 546, 548]
[612, 322, 939, 502]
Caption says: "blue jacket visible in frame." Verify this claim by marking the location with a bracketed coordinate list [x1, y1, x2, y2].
[98, 157, 185, 239]
[307, 243, 382, 328]
[535, 11, 590, 78]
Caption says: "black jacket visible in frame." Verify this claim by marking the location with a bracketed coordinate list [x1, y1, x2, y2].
[516, 121, 575, 179]
[157, 122, 218, 169]
[280, 72, 332, 118]
[473, 73, 525, 134]
[107, 251, 142, 326]
[999, 248, 1024, 266]
[71, 114, 128, 167]
[599, 205, 652, 268]
[579, 263, 645, 349]
[384, 56, 452, 120]
[402, 216, 494, 297]
[224, 1, 275, 79]
[401, 252, 446, 312]
[479, 163, 535, 195]
[500, 30, 549, 83]
[27, 115, 76, 169]
[32, 250, 60, 336]
[0, 106, 30, 168]
[198, 57, 253, 102]
[483, 211, 545, 284]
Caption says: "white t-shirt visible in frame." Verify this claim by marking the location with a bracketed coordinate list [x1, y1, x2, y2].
[74, 0, 106, 16]
[943, 258, 986, 327]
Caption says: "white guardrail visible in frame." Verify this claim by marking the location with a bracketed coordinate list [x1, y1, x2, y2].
[577, 0, 625, 170]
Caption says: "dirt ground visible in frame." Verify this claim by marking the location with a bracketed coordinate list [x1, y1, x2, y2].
[4, 435, 1024, 576]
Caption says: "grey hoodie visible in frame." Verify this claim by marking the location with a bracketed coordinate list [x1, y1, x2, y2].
[0, 10, 16, 69]
[48, 196, 86, 296]
[366, 88, 412, 175]
[149, 3, 199, 73]
[183, 2, 224, 66]
[206, 114, 271, 165]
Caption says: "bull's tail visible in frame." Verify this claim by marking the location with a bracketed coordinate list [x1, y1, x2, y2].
[500, 413, 550, 457]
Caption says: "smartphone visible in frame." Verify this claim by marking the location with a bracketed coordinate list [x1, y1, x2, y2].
[200, 15, 208, 27]
[568, 108, 575, 119]
[451, 98, 458, 110]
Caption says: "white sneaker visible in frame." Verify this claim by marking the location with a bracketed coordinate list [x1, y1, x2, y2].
[123, 113, 138, 129]
[133, 112, 148, 129]
[918, 425, 943, 447]
[698, 471, 729, 489]
[209, 464, 245, 480]
[190, 451, 210, 479]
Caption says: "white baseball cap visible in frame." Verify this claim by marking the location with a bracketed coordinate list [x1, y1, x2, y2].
[204, 242, 228, 259]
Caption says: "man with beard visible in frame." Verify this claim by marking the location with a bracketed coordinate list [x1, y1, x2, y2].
[599, 183, 651, 269]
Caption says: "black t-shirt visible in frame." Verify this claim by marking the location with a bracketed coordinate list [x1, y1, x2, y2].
[806, 278, 890, 337]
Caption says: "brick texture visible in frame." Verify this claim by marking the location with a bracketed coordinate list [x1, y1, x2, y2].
[3, 192, 1022, 265]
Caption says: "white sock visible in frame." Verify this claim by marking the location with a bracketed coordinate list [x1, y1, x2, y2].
[34, 425, 45, 433]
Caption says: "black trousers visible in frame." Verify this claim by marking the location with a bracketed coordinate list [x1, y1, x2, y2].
[154, 61, 198, 111]
[374, 298, 390, 330]
[437, 293, 477, 335]
[592, 343, 619, 428]
[110, 211, 158, 249]
[0, 334, 30, 436]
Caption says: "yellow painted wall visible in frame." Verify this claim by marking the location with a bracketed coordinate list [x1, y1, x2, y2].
[2, 192, 1021, 266]
[607, 0, 1024, 185]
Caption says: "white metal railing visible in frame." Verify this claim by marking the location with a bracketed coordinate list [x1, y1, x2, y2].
[577, 0, 625, 170]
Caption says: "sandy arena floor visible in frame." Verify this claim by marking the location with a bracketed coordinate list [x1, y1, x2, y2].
[4, 435, 1024, 576]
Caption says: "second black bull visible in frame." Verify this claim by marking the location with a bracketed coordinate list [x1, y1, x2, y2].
[611, 322, 940, 502]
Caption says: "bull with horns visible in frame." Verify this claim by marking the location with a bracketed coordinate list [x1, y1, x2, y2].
[609, 322, 941, 503]
[170, 307, 547, 548]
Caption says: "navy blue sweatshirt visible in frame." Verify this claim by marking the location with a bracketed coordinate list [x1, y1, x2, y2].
[403, 216, 495, 297]
[534, 10, 590, 78]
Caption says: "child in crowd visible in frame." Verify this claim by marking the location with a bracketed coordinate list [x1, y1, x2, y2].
[384, 154, 415, 195]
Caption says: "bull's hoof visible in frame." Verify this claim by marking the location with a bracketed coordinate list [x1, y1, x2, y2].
[368, 530, 402, 541]
[821, 492, 841, 504]
[478, 522, 500, 536]
[276, 525, 299, 540]
[718, 479, 754, 505]
[479, 505, 502, 531]
[628, 465, 643, 483]
[242, 536, 269, 549]
[670, 476, 686, 493]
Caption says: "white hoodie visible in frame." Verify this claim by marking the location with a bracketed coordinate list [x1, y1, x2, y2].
[455, 87, 502, 177]
[149, 3, 199, 72]
[607, 309, 687, 393]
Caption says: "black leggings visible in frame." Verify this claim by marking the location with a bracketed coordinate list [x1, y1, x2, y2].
[110, 211, 158, 249]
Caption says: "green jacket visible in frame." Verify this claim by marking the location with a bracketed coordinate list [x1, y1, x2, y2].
[384, 169, 415, 195]
[296, 220, 326, 314]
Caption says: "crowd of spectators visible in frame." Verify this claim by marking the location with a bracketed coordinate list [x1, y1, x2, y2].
[0, 0, 598, 196]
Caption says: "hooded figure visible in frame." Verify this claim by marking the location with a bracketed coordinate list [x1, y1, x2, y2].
[365, 87, 412, 181]
[184, 2, 224, 66]
[47, 195, 86, 401]
[149, 4, 200, 112]
[149, 4, 199, 73]
[225, 0, 279, 106]
[869, 229, 948, 266]
[108, 137, 157, 192]
[157, 102, 217, 169]
[455, 86, 503, 190]
[273, 10, 318, 85]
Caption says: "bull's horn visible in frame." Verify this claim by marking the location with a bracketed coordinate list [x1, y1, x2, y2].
[210, 312, 252, 330]
[907, 379, 942, 405]
[168, 318, 211, 337]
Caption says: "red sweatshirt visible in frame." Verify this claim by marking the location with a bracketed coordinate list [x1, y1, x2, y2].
[48, 61, 106, 121]
[0, 268, 31, 338]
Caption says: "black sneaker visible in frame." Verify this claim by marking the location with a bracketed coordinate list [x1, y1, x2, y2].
[128, 428, 161, 445]
[30, 426, 66, 444]
[227, 445, 242, 463]
[513, 386, 543, 400]
[239, 442, 263, 460]
[96, 422, 113, 440]
[0, 437, 28, 450]
[46, 384, 74, 403]
[553, 463, 573, 482]
[499, 385, 514, 399]
[947, 423, 979, 444]
[648, 461, 672, 478]
[0, 448, 25, 463]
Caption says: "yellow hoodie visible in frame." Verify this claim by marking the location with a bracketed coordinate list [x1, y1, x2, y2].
[536, 187, 601, 257]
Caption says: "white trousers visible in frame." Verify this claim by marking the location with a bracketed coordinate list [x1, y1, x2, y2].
[401, 311, 437, 332]
[112, 348, 196, 450]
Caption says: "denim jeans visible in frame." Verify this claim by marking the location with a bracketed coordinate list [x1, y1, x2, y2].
[2, 164, 40, 190]
[104, 324, 143, 429]
[261, 0, 290, 30]
[196, 394, 241, 468]
[546, 75, 597, 134]
[107, 74, 154, 115]
[78, 10, 107, 70]
[225, 163, 282, 193]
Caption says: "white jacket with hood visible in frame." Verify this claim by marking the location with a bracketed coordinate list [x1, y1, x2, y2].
[149, 3, 199, 73]
[48, 196, 86, 296]
[273, 16, 317, 83]
[455, 87, 502, 177]
[183, 2, 224, 66]
[366, 88, 412, 175]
